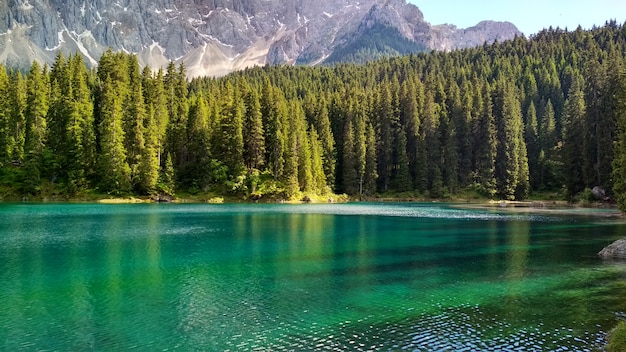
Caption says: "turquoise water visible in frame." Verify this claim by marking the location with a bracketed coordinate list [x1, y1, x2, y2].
[1, 203, 626, 351]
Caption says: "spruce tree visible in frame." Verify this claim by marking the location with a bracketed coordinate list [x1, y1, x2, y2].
[24, 61, 49, 191]
[342, 119, 357, 194]
[612, 68, 626, 211]
[309, 128, 328, 194]
[98, 75, 131, 194]
[8, 70, 27, 163]
[124, 56, 147, 188]
[67, 55, 96, 192]
[0, 65, 10, 164]
[364, 123, 378, 195]
[313, 97, 335, 188]
[243, 88, 265, 171]
[562, 78, 586, 197]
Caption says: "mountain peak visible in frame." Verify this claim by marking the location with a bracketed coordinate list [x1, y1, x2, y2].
[0, 0, 521, 77]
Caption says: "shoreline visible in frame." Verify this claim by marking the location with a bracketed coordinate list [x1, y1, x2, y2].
[2, 194, 622, 217]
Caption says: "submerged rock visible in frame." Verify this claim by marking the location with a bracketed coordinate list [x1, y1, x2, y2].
[598, 238, 626, 259]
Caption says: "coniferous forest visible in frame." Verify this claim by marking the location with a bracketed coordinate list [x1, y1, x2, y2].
[2, 22, 626, 209]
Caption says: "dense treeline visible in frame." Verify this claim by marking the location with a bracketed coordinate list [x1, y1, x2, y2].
[2, 22, 626, 205]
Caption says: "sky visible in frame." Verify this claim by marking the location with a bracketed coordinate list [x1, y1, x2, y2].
[408, 0, 626, 36]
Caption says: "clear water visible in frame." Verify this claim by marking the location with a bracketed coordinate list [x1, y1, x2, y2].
[1, 202, 626, 351]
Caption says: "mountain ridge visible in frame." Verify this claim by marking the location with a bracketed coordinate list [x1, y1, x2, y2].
[0, 0, 521, 77]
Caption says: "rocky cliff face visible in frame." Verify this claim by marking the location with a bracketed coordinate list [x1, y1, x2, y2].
[0, 0, 521, 77]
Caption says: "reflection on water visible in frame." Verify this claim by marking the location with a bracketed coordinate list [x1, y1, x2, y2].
[0, 203, 625, 350]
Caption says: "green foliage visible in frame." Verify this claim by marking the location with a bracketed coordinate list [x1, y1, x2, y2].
[2, 22, 626, 202]
[607, 321, 626, 352]
[612, 67, 626, 211]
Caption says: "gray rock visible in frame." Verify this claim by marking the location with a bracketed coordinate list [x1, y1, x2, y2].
[592, 186, 609, 201]
[599, 238, 626, 259]
[0, 0, 522, 77]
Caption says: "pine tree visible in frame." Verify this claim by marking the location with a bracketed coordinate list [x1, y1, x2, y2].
[47, 52, 70, 183]
[342, 119, 357, 194]
[538, 99, 558, 188]
[145, 68, 169, 166]
[364, 123, 378, 195]
[214, 83, 245, 177]
[612, 67, 626, 211]
[137, 66, 161, 194]
[283, 115, 300, 199]
[524, 102, 540, 189]
[400, 79, 422, 190]
[313, 97, 336, 188]
[562, 77, 586, 197]
[376, 83, 396, 191]
[23, 61, 49, 192]
[124, 56, 147, 188]
[294, 103, 314, 193]
[243, 88, 265, 171]
[158, 152, 175, 196]
[494, 80, 528, 200]
[8, 70, 27, 163]
[391, 127, 412, 192]
[422, 90, 443, 197]
[309, 128, 328, 194]
[98, 75, 131, 194]
[165, 62, 189, 171]
[0, 65, 10, 164]
[137, 100, 160, 195]
[473, 83, 498, 197]
[457, 83, 474, 187]
[67, 55, 96, 192]
[261, 82, 286, 179]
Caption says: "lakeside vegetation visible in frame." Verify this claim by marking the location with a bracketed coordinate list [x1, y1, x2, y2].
[2, 22, 626, 209]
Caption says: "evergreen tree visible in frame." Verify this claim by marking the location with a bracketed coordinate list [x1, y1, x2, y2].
[158, 152, 175, 196]
[283, 114, 300, 199]
[494, 80, 529, 200]
[474, 84, 497, 197]
[309, 128, 328, 194]
[538, 99, 559, 188]
[612, 68, 626, 211]
[313, 97, 336, 188]
[400, 79, 422, 189]
[261, 82, 286, 179]
[342, 119, 357, 194]
[165, 62, 189, 170]
[376, 83, 396, 191]
[0, 65, 10, 164]
[124, 56, 147, 188]
[98, 75, 131, 193]
[391, 127, 412, 192]
[8, 70, 27, 163]
[23, 61, 49, 192]
[562, 78, 587, 197]
[214, 83, 245, 177]
[364, 123, 378, 195]
[183, 93, 211, 188]
[243, 88, 265, 171]
[137, 99, 160, 195]
[524, 102, 540, 189]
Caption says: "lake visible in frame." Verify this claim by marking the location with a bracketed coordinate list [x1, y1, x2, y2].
[1, 202, 625, 351]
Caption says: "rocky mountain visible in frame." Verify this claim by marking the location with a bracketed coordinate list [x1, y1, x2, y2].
[0, 0, 521, 77]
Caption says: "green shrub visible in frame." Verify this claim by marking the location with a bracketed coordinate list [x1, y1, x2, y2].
[607, 321, 626, 352]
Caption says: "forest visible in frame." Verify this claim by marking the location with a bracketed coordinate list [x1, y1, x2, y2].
[2, 21, 626, 209]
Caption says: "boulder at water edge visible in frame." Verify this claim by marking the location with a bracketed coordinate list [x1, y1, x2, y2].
[599, 238, 626, 259]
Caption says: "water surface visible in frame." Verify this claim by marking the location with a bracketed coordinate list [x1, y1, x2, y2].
[1, 202, 625, 351]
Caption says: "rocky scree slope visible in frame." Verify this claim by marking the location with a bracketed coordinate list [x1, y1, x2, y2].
[0, 0, 521, 77]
